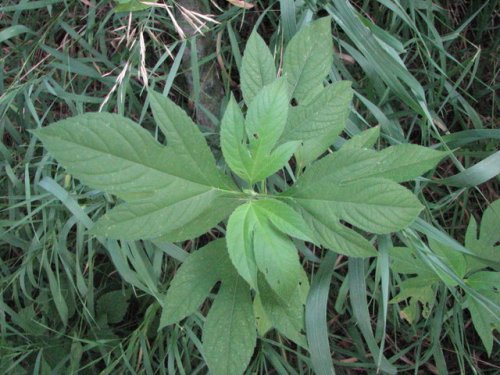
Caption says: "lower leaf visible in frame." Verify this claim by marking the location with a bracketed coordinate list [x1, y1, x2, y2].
[256, 271, 309, 347]
[203, 274, 257, 375]
[302, 209, 378, 257]
[159, 240, 229, 327]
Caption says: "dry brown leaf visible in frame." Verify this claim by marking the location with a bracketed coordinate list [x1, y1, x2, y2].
[226, 0, 254, 10]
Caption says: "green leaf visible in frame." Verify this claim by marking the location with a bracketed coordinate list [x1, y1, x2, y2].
[203, 274, 256, 375]
[221, 79, 297, 184]
[341, 126, 381, 150]
[220, 95, 253, 181]
[226, 204, 259, 291]
[389, 247, 439, 280]
[253, 296, 273, 336]
[35, 94, 240, 241]
[97, 290, 131, 324]
[293, 144, 446, 192]
[149, 91, 235, 190]
[240, 31, 277, 105]
[92, 189, 237, 240]
[477, 199, 500, 247]
[291, 178, 423, 234]
[245, 79, 294, 182]
[294, 132, 335, 168]
[252, 199, 316, 243]
[364, 145, 447, 182]
[392, 280, 436, 322]
[283, 17, 333, 103]
[158, 197, 241, 242]
[428, 238, 466, 284]
[389, 246, 439, 323]
[256, 271, 309, 347]
[160, 240, 257, 374]
[467, 292, 499, 357]
[33, 113, 191, 199]
[226, 200, 304, 297]
[253, 218, 304, 297]
[281, 81, 353, 142]
[262, 140, 300, 179]
[466, 271, 500, 291]
[465, 199, 500, 272]
[246, 78, 288, 149]
[300, 208, 378, 257]
[160, 240, 229, 327]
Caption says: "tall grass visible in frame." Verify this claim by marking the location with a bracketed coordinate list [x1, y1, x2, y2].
[1, 0, 498, 373]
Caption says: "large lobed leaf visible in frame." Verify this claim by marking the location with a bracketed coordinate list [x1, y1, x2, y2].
[34, 93, 240, 241]
[160, 240, 257, 375]
[159, 240, 230, 327]
[226, 199, 309, 298]
[281, 17, 351, 167]
[221, 79, 299, 184]
[282, 134, 446, 255]
[289, 177, 423, 234]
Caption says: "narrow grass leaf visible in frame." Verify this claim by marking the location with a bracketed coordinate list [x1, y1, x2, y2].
[437, 151, 500, 187]
[348, 258, 396, 374]
[305, 251, 337, 375]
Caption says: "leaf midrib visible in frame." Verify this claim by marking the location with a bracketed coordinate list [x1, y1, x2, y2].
[44, 131, 235, 193]
[291, 196, 418, 209]
[106, 188, 223, 225]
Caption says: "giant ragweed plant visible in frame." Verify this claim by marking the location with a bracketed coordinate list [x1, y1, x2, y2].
[35, 18, 448, 375]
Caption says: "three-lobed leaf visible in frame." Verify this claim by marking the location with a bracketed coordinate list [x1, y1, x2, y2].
[281, 17, 350, 167]
[289, 178, 423, 234]
[226, 200, 308, 298]
[284, 139, 446, 244]
[35, 93, 240, 241]
[221, 78, 299, 184]
[160, 240, 257, 374]
[244, 78, 296, 183]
